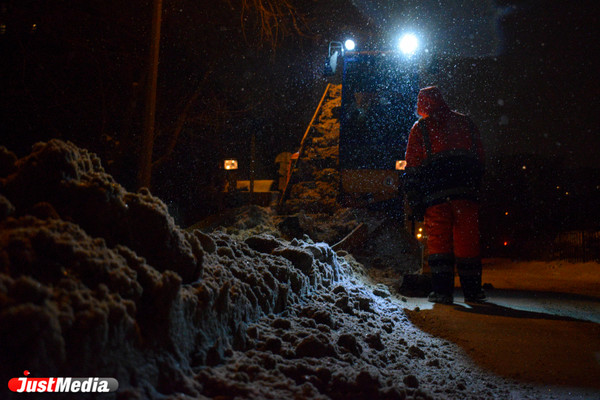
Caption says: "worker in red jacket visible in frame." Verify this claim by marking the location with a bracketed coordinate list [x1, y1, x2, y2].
[404, 86, 486, 304]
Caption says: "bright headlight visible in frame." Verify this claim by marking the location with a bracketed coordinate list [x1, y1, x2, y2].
[399, 34, 418, 55]
[344, 39, 356, 51]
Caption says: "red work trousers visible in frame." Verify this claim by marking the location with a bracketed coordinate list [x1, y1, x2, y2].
[425, 199, 480, 260]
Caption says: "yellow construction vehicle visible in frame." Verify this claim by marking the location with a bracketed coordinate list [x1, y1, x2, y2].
[283, 36, 422, 210]
[279, 36, 426, 274]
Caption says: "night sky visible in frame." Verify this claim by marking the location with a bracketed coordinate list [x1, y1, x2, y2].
[494, 0, 599, 168]
[1, 0, 597, 166]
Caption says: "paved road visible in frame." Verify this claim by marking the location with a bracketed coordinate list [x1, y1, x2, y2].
[400, 287, 600, 323]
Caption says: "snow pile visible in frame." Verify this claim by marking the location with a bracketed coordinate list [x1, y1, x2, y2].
[0, 140, 201, 283]
[189, 205, 282, 241]
[0, 140, 548, 399]
[0, 140, 391, 398]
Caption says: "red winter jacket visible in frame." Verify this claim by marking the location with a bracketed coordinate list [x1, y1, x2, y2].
[404, 86, 485, 207]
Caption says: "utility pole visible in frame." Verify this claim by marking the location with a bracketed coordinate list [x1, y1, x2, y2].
[250, 133, 256, 204]
[138, 0, 163, 189]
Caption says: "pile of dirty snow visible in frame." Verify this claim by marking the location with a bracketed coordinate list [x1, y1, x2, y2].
[0, 140, 557, 399]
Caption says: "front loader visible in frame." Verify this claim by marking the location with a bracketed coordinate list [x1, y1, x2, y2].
[279, 38, 425, 276]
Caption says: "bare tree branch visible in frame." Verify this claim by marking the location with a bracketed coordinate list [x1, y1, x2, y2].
[228, 0, 309, 49]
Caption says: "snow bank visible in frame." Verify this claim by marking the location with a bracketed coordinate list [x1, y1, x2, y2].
[0, 140, 545, 399]
[0, 140, 373, 398]
[0, 140, 201, 283]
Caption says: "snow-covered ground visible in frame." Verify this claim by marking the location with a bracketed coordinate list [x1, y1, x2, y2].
[1, 140, 598, 399]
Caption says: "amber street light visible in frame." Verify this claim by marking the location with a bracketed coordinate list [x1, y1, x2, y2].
[223, 159, 239, 192]
[224, 159, 238, 170]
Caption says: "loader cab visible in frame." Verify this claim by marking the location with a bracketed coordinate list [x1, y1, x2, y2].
[329, 46, 420, 207]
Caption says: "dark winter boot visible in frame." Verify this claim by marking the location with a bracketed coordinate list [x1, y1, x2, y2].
[457, 259, 486, 303]
[427, 257, 455, 304]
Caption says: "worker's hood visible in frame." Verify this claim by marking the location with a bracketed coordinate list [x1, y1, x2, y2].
[417, 86, 450, 118]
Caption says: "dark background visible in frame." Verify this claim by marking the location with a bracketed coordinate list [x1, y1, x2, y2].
[1, 0, 599, 257]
